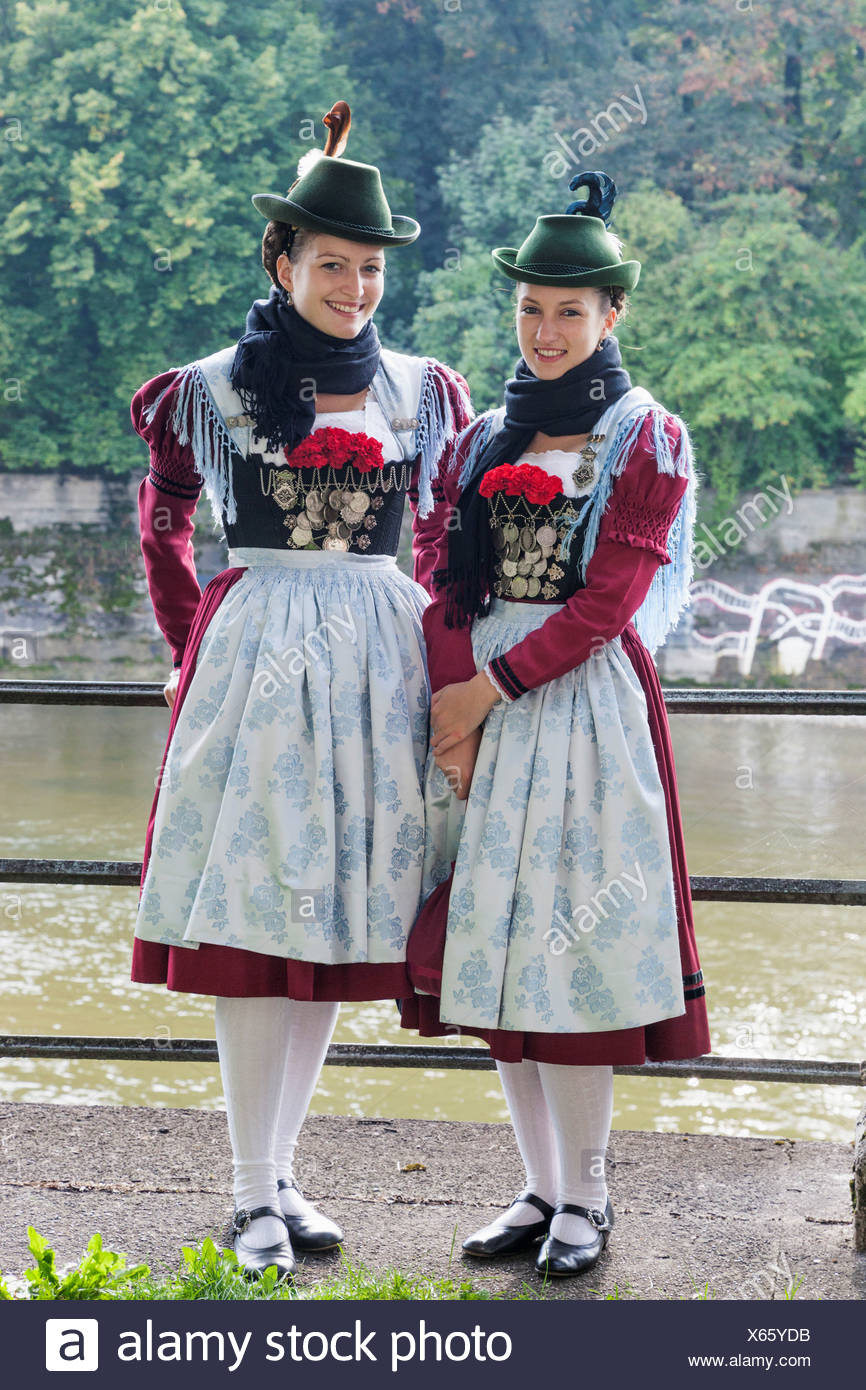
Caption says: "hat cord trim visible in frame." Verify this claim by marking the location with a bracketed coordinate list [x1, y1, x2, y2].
[272, 205, 411, 237]
[514, 259, 598, 273]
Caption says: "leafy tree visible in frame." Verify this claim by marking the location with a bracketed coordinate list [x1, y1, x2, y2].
[0, 0, 344, 472]
[613, 183, 866, 505]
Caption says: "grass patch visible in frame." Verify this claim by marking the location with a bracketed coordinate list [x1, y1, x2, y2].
[0, 1229, 537, 1303]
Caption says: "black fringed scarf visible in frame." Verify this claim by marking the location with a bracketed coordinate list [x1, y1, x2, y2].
[228, 284, 382, 455]
[438, 336, 633, 627]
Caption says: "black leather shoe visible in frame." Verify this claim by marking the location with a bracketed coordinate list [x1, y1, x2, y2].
[277, 1179, 344, 1252]
[462, 1190, 555, 1258]
[230, 1205, 296, 1280]
[535, 1199, 614, 1278]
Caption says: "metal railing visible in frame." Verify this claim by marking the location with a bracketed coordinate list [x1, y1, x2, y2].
[1, 679, 864, 1088]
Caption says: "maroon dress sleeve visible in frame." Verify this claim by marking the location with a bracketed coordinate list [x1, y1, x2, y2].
[418, 416, 487, 695]
[132, 371, 204, 669]
[486, 413, 689, 699]
[407, 361, 474, 596]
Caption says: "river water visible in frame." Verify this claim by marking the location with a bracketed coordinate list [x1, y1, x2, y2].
[0, 705, 863, 1142]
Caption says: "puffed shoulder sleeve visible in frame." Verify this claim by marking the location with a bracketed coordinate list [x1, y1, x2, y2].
[132, 370, 203, 500]
[597, 412, 689, 562]
[132, 371, 204, 669]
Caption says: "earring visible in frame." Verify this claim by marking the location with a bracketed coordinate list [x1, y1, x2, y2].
[285, 290, 293, 305]
[596, 336, 606, 351]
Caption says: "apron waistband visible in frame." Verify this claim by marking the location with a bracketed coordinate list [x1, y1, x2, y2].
[227, 547, 399, 570]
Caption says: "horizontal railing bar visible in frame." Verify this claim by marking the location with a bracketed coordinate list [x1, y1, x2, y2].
[660, 689, 866, 716]
[0, 1036, 862, 1085]
[0, 681, 166, 707]
[0, 860, 143, 886]
[1, 860, 865, 905]
[2, 681, 866, 716]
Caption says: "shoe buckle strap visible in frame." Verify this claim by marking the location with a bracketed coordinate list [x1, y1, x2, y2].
[232, 1204, 286, 1235]
[556, 1202, 609, 1230]
[512, 1190, 555, 1221]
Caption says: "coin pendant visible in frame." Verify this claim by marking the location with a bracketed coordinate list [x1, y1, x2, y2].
[328, 489, 343, 508]
[503, 522, 519, 544]
[531, 559, 547, 577]
[336, 521, 352, 540]
[524, 547, 542, 564]
[493, 527, 506, 551]
[306, 489, 323, 510]
[290, 527, 310, 546]
[323, 536, 349, 551]
[520, 525, 536, 550]
[324, 505, 340, 522]
[536, 524, 557, 548]
[501, 559, 518, 578]
[506, 541, 521, 561]
[350, 492, 370, 514]
[516, 559, 532, 577]
[510, 575, 528, 598]
[526, 576, 541, 597]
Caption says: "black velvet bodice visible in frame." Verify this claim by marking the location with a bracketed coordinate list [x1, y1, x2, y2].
[222, 452, 415, 553]
[486, 490, 593, 603]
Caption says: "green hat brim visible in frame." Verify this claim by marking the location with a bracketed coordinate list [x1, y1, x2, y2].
[492, 247, 640, 293]
[251, 193, 420, 247]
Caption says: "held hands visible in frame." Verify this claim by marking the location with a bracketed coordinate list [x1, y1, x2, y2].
[163, 667, 181, 710]
[433, 728, 482, 802]
[430, 671, 501, 757]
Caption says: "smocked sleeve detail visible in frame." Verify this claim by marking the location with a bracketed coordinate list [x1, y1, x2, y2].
[597, 413, 688, 563]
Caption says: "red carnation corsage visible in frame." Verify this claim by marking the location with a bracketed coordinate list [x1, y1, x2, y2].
[284, 427, 385, 474]
[479, 462, 564, 505]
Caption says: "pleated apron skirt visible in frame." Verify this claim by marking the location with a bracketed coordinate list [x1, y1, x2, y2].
[132, 547, 430, 1000]
[401, 596, 711, 1063]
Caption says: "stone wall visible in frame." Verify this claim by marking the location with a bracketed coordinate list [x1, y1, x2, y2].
[0, 470, 864, 685]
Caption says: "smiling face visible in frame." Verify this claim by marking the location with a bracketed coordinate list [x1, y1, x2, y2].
[276, 234, 386, 338]
[516, 283, 618, 379]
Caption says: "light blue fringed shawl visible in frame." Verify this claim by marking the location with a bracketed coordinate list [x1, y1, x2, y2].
[142, 356, 240, 526]
[457, 392, 698, 655]
[141, 346, 470, 528]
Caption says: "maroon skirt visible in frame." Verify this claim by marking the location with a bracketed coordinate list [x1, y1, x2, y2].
[399, 622, 711, 1064]
[131, 566, 412, 1002]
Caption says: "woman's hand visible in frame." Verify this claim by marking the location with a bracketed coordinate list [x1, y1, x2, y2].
[434, 728, 482, 802]
[163, 667, 181, 710]
[430, 671, 501, 756]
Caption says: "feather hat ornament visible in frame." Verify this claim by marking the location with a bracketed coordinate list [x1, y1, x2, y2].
[251, 101, 419, 246]
[491, 167, 640, 290]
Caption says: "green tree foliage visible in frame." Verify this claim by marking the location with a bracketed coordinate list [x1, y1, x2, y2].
[0, 0, 343, 471]
[1, 0, 865, 493]
[613, 184, 866, 505]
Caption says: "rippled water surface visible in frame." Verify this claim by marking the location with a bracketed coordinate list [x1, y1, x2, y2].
[0, 705, 863, 1141]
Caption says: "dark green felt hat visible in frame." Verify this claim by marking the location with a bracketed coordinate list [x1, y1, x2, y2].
[252, 101, 419, 247]
[492, 171, 640, 292]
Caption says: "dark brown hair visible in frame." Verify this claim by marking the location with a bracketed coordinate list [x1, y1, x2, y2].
[261, 222, 316, 285]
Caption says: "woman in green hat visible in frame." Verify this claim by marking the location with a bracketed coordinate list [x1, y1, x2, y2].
[401, 172, 710, 1279]
[128, 103, 472, 1279]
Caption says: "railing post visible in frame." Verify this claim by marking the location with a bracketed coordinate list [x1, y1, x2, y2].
[854, 1097, 866, 1252]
